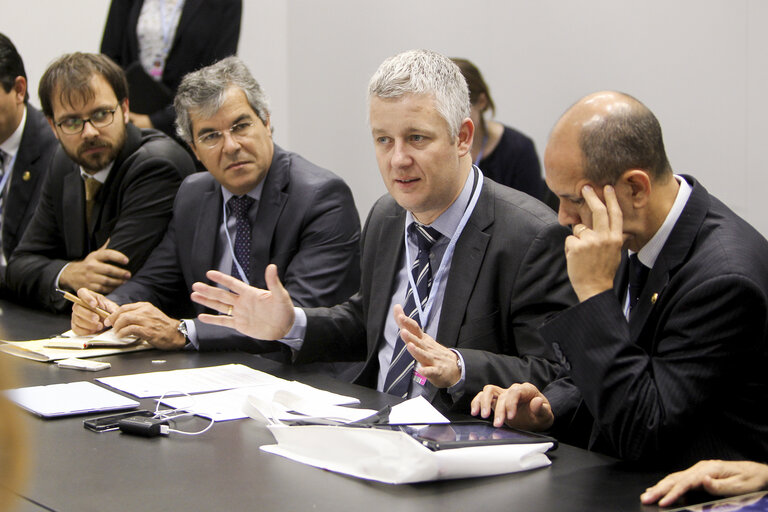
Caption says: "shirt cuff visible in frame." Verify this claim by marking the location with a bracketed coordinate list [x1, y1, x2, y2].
[54, 263, 70, 290]
[446, 348, 466, 400]
[278, 307, 306, 351]
[184, 319, 199, 350]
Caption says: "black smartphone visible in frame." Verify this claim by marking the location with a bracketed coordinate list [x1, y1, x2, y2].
[83, 410, 154, 432]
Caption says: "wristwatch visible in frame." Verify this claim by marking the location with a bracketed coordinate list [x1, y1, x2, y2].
[177, 320, 189, 341]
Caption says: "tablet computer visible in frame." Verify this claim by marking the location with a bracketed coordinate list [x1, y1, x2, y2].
[387, 421, 558, 451]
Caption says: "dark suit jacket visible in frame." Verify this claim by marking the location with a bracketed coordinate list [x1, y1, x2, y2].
[541, 176, 768, 468]
[109, 144, 361, 352]
[6, 124, 194, 311]
[101, 0, 241, 137]
[297, 177, 576, 412]
[2, 105, 57, 263]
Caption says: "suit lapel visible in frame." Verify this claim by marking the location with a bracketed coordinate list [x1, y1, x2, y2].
[249, 148, 288, 287]
[191, 185, 221, 287]
[368, 208, 406, 355]
[172, 0, 201, 49]
[5, 113, 41, 242]
[435, 181, 493, 347]
[63, 170, 86, 256]
[628, 176, 709, 349]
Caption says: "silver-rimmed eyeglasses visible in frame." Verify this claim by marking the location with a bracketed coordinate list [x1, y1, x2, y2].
[196, 121, 256, 149]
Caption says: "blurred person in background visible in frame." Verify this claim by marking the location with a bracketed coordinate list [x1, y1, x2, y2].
[101, 0, 241, 141]
[452, 58, 553, 208]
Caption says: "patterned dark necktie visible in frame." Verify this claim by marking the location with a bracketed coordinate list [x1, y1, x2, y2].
[628, 253, 649, 314]
[228, 195, 255, 282]
[383, 223, 442, 398]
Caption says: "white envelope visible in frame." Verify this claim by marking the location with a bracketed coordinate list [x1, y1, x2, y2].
[261, 423, 552, 484]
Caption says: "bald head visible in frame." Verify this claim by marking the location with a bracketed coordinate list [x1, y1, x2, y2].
[547, 91, 672, 185]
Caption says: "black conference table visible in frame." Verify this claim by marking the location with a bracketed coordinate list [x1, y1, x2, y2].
[0, 299, 673, 512]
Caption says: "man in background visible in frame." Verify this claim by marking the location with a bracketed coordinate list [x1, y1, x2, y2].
[0, 33, 57, 288]
[6, 52, 194, 311]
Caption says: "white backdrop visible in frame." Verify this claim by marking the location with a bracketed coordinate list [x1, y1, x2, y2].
[4, 0, 767, 235]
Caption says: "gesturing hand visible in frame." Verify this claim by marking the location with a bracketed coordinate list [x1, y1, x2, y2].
[190, 264, 295, 340]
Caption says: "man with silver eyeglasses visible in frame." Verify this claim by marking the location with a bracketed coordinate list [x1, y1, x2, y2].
[67, 56, 361, 354]
[6, 52, 194, 311]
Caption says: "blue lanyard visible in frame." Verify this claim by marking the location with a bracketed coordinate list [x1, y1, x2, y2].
[473, 134, 489, 166]
[403, 167, 484, 328]
[221, 198, 250, 286]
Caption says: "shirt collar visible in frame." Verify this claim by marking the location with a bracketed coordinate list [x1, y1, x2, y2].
[220, 177, 266, 207]
[633, 175, 693, 268]
[80, 161, 114, 184]
[0, 105, 26, 159]
[405, 166, 477, 239]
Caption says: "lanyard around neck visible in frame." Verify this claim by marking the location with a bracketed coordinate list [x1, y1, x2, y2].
[403, 167, 484, 328]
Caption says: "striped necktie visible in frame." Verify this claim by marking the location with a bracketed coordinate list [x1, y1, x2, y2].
[383, 223, 442, 398]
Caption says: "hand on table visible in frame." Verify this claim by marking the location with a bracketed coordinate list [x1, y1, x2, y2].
[470, 383, 554, 431]
[641, 460, 768, 507]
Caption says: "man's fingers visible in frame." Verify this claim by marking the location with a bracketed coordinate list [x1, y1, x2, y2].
[205, 269, 253, 295]
[603, 184, 624, 236]
[581, 185, 610, 233]
[264, 264, 287, 295]
[94, 248, 130, 265]
[197, 313, 231, 327]
[471, 385, 501, 418]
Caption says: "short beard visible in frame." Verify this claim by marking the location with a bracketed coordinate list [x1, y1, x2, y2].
[64, 126, 125, 172]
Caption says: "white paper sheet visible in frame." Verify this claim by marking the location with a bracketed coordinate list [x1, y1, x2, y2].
[97, 364, 283, 398]
[262, 424, 552, 484]
[161, 382, 363, 422]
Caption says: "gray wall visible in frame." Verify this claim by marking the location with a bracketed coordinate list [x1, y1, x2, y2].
[4, 0, 767, 235]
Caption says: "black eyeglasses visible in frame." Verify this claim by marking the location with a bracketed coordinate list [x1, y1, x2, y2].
[55, 105, 119, 135]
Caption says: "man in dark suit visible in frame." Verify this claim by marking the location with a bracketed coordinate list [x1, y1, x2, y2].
[471, 91, 768, 467]
[5, 53, 194, 311]
[189, 50, 574, 412]
[70, 56, 360, 353]
[0, 33, 58, 287]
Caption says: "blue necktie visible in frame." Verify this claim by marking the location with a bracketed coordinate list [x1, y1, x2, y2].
[228, 195, 255, 282]
[383, 223, 442, 398]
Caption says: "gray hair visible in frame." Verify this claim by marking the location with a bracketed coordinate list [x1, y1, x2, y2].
[174, 56, 270, 143]
[367, 49, 470, 139]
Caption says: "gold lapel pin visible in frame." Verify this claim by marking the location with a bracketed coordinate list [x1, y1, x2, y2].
[651, 293, 658, 304]
[22, 170, 31, 181]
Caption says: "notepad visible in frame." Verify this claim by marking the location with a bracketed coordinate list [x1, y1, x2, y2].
[4, 381, 139, 418]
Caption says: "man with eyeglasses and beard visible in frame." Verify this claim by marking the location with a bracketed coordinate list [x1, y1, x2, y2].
[67, 56, 361, 354]
[6, 52, 194, 312]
